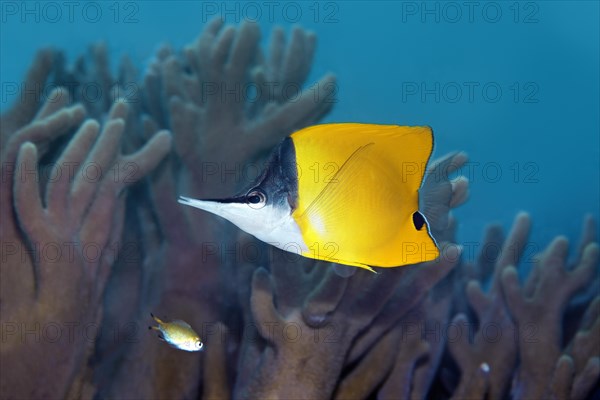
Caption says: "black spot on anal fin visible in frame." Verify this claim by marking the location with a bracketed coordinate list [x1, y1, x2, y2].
[413, 211, 426, 231]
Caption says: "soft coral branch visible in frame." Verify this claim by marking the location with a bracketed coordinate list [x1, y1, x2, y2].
[448, 212, 531, 399]
[501, 237, 599, 399]
[0, 97, 169, 399]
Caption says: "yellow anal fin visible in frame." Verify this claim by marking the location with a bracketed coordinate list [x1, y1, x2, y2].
[303, 251, 377, 273]
[339, 261, 376, 273]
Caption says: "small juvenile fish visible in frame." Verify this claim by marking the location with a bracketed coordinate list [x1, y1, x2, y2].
[149, 313, 203, 352]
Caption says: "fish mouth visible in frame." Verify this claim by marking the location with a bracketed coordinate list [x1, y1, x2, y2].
[178, 196, 196, 206]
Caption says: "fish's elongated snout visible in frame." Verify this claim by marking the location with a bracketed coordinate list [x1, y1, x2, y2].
[178, 194, 302, 251]
[178, 195, 258, 229]
[178, 196, 230, 216]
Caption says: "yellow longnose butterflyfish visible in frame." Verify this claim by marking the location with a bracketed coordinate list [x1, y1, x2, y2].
[179, 123, 457, 272]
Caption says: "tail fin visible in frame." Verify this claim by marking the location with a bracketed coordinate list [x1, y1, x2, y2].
[419, 153, 467, 235]
[150, 313, 164, 324]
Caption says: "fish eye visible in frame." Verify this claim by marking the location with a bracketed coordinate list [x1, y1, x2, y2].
[246, 190, 267, 209]
[196, 340, 203, 349]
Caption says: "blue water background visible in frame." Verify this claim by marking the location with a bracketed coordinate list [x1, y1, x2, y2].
[1, 1, 598, 264]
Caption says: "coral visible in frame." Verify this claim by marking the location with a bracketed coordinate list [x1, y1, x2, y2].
[447, 213, 531, 399]
[0, 93, 169, 398]
[446, 214, 600, 400]
[501, 237, 599, 399]
[376, 266, 456, 399]
[1, 18, 599, 400]
[236, 243, 459, 399]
